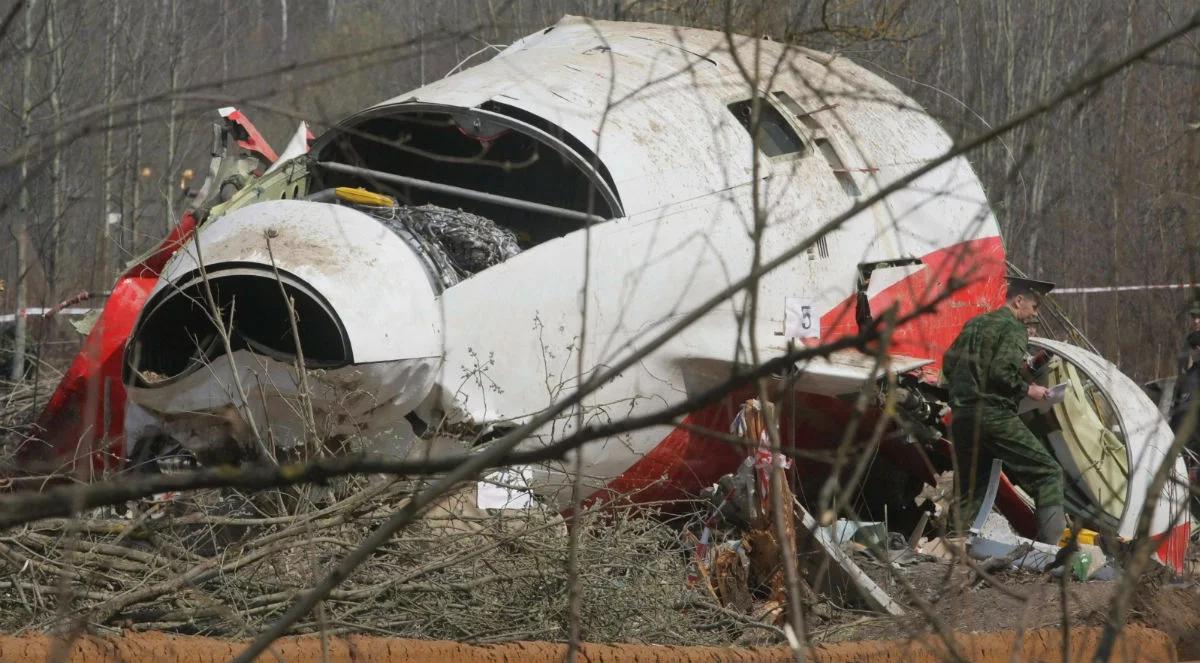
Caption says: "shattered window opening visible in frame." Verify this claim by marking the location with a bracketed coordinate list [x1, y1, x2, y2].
[727, 98, 805, 158]
[314, 109, 617, 250]
[478, 99, 622, 206]
[773, 91, 861, 197]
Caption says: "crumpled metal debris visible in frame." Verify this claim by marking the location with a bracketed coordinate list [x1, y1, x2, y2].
[696, 399, 904, 617]
[691, 399, 811, 626]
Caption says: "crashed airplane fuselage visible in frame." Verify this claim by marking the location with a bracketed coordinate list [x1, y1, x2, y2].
[22, 18, 1189, 568]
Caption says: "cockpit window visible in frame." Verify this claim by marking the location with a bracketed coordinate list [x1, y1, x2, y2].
[727, 98, 805, 157]
[313, 108, 618, 250]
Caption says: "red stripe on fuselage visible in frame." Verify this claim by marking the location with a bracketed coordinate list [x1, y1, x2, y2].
[585, 236, 1007, 508]
[1153, 522, 1190, 573]
[18, 214, 198, 478]
[820, 236, 1007, 375]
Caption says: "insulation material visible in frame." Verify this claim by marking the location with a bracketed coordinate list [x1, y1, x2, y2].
[1028, 339, 1189, 571]
[368, 204, 522, 289]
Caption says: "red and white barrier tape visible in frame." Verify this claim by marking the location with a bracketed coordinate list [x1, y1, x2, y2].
[1053, 282, 1199, 295]
[0, 307, 97, 324]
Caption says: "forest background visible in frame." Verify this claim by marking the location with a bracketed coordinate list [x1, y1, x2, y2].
[1, 0, 1198, 381]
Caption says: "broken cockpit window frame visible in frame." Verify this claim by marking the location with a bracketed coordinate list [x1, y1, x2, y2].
[477, 99, 620, 203]
[772, 91, 862, 197]
[726, 96, 807, 159]
[309, 103, 622, 250]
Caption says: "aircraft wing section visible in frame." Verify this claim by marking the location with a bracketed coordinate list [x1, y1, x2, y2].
[675, 347, 931, 402]
[785, 349, 932, 396]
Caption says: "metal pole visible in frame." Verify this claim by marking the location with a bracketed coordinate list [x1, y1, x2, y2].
[316, 161, 608, 225]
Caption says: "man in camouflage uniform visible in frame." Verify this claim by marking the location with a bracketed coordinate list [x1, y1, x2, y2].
[1171, 331, 1200, 452]
[943, 276, 1064, 543]
[1177, 301, 1200, 374]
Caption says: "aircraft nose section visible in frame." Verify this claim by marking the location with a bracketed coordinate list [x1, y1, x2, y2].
[123, 200, 444, 458]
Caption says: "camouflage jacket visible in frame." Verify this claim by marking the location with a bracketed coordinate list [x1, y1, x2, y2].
[942, 307, 1028, 411]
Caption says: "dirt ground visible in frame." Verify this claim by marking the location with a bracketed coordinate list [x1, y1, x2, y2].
[810, 548, 1200, 659]
[0, 626, 1176, 663]
[1129, 566, 1200, 658]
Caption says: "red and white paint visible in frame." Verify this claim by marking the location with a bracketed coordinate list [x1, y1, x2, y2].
[21, 17, 1186, 570]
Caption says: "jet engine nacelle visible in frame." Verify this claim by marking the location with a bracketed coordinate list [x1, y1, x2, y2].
[124, 200, 442, 459]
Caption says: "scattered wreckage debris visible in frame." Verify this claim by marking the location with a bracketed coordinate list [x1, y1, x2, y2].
[0, 626, 1176, 663]
[2, 414, 1199, 654]
[685, 395, 1174, 632]
[952, 460, 1112, 580]
[691, 399, 901, 626]
[4, 16, 1194, 652]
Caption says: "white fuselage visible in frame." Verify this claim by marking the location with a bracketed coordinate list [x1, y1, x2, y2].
[129, 17, 1005, 505]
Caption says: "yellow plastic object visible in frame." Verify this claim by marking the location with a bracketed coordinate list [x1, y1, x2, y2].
[335, 187, 394, 207]
[1058, 528, 1099, 547]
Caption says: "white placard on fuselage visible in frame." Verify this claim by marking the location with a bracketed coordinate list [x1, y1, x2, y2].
[784, 297, 820, 340]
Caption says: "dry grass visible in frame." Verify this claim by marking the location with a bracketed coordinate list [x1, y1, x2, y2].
[0, 375, 59, 468]
[0, 477, 773, 646]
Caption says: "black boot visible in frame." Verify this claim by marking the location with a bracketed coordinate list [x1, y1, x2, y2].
[1035, 504, 1066, 544]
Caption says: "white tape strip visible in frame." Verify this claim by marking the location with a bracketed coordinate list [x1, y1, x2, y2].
[0, 307, 97, 323]
[1053, 282, 1199, 295]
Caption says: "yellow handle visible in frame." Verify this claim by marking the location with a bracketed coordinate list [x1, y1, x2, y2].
[334, 187, 395, 207]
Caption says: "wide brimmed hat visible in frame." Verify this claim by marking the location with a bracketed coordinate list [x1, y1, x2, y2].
[1006, 276, 1055, 298]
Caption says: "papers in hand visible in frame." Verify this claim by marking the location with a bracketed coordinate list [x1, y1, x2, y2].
[1044, 382, 1069, 405]
[1018, 381, 1070, 414]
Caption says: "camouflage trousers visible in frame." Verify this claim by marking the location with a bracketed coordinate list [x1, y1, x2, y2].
[950, 406, 1064, 529]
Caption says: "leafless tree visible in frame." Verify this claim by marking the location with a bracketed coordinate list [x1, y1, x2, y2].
[0, 3, 1198, 663]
